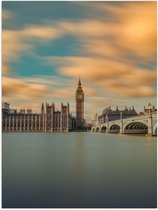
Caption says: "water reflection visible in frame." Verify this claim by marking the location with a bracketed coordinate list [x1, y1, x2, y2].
[2, 132, 157, 208]
[75, 133, 85, 193]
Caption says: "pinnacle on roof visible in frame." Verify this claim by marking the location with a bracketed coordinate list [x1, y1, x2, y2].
[148, 102, 151, 108]
[78, 76, 81, 86]
[41, 103, 44, 110]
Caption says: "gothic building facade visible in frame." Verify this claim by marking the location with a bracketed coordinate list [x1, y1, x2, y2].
[2, 78, 86, 132]
[2, 102, 72, 132]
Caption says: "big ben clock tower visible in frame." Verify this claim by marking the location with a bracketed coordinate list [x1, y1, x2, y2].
[76, 77, 84, 130]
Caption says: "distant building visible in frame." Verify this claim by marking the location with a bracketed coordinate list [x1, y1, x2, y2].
[98, 106, 138, 124]
[2, 102, 10, 110]
[144, 102, 157, 114]
[2, 102, 72, 132]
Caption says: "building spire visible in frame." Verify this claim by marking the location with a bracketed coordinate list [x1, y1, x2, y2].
[41, 102, 44, 110]
[148, 102, 151, 109]
[78, 76, 81, 86]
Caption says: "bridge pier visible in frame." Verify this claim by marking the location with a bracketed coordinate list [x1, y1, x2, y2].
[147, 114, 153, 136]
[120, 120, 123, 134]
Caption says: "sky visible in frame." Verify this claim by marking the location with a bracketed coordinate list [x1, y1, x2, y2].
[2, 1, 157, 122]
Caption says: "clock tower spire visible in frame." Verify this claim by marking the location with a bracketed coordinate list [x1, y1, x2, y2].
[78, 76, 81, 86]
[76, 77, 84, 130]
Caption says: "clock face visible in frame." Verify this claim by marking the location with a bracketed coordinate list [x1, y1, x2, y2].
[77, 94, 83, 100]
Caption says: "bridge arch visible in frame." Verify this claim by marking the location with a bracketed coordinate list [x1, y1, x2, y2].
[109, 124, 120, 133]
[124, 122, 148, 134]
[96, 127, 99, 132]
[101, 126, 106, 133]
[154, 127, 157, 136]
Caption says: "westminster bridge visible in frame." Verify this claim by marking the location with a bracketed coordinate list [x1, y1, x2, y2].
[91, 111, 157, 136]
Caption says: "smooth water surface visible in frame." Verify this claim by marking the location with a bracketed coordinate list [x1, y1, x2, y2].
[2, 132, 157, 208]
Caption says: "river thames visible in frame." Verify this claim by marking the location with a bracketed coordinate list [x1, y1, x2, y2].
[2, 132, 157, 208]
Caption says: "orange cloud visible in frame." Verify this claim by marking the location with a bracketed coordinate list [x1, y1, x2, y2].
[84, 40, 121, 59]
[114, 2, 156, 59]
[56, 2, 156, 60]
[2, 77, 50, 99]
[59, 57, 132, 80]
[20, 25, 62, 40]
[57, 56, 156, 97]
[107, 86, 155, 98]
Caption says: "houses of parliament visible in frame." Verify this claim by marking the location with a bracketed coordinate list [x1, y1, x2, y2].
[2, 78, 85, 132]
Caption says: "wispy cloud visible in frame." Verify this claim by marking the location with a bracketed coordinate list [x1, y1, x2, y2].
[51, 56, 156, 97]
[2, 76, 51, 99]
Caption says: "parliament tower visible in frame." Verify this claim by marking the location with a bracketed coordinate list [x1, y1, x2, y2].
[76, 77, 84, 129]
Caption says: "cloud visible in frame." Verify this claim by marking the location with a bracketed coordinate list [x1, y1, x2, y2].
[84, 40, 121, 59]
[2, 76, 50, 99]
[2, 24, 62, 75]
[114, 2, 156, 60]
[21, 25, 62, 40]
[2, 30, 32, 74]
[55, 56, 156, 97]
[107, 85, 155, 98]
[58, 56, 131, 79]
[89, 3, 153, 63]
[55, 2, 156, 60]
[2, 76, 63, 112]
